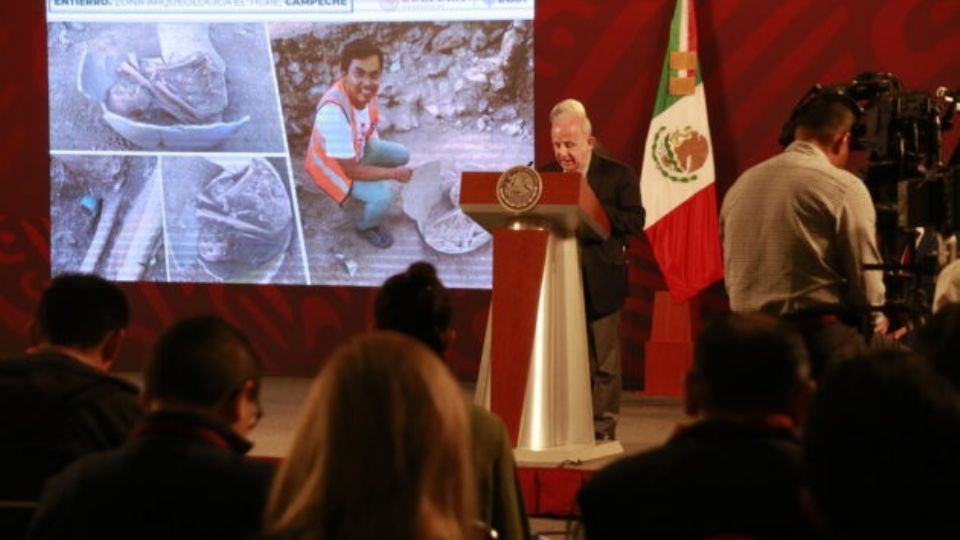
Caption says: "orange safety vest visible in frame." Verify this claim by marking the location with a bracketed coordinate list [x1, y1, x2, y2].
[304, 79, 380, 204]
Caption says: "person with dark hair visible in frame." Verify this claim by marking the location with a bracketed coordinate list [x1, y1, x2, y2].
[375, 262, 531, 540]
[375, 261, 453, 356]
[721, 95, 888, 378]
[339, 38, 384, 74]
[578, 312, 814, 540]
[304, 37, 412, 249]
[540, 98, 645, 441]
[804, 349, 960, 539]
[28, 316, 273, 540]
[0, 274, 140, 522]
[916, 302, 960, 389]
[31, 273, 130, 351]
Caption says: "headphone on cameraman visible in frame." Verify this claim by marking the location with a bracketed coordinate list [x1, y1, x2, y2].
[778, 84, 866, 147]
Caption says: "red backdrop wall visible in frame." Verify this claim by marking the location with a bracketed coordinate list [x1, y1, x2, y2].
[2, 1, 959, 386]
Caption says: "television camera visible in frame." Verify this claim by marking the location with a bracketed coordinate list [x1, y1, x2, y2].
[781, 72, 960, 327]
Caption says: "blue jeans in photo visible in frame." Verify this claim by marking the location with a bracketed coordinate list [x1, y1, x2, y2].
[350, 139, 410, 231]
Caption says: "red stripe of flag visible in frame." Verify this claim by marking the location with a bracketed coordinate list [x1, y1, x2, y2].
[643, 184, 724, 302]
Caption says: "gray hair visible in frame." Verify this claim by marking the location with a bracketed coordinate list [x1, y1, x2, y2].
[550, 98, 592, 135]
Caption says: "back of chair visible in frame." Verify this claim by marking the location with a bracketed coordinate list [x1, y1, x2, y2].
[0, 499, 38, 540]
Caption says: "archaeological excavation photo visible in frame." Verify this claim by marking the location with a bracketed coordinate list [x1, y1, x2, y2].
[161, 156, 308, 285]
[270, 20, 534, 289]
[50, 154, 167, 282]
[48, 22, 286, 152]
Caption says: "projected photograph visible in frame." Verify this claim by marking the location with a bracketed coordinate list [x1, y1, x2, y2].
[162, 156, 308, 285]
[50, 154, 167, 282]
[47, 22, 286, 152]
[270, 21, 534, 289]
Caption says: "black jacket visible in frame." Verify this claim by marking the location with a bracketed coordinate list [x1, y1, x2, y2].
[29, 411, 275, 540]
[0, 350, 141, 501]
[578, 417, 810, 540]
[541, 152, 645, 319]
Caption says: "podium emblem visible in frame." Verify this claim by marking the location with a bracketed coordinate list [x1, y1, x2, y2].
[496, 166, 543, 213]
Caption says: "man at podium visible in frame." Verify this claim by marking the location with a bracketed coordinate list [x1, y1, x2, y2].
[540, 99, 645, 441]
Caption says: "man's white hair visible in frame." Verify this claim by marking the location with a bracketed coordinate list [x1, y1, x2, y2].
[550, 98, 592, 135]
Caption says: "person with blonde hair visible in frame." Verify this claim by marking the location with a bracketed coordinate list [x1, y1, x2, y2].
[262, 331, 478, 540]
[375, 261, 530, 540]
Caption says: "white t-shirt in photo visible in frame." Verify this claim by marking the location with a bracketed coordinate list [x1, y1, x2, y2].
[314, 103, 374, 160]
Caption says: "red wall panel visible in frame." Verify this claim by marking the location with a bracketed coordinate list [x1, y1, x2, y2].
[2, 1, 959, 386]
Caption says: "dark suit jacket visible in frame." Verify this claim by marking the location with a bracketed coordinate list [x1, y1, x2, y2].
[578, 417, 810, 540]
[29, 411, 275, 540]
[0, 351, 141, 538]
[541, 152, 645, 319]
[0, 351, 142, 501]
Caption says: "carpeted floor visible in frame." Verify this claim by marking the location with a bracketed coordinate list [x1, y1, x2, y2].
[241, 376, 685, 462]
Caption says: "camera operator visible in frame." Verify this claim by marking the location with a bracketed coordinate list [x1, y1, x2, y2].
[721, 94, 890, 379]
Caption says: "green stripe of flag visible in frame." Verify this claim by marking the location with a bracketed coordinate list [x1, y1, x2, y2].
[651, 0, 702, 117]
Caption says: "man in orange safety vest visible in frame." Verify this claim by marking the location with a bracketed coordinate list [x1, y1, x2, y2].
[304, 38, 412, 249]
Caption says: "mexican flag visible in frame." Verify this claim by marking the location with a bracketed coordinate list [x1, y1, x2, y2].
[641, 0, 724, 302]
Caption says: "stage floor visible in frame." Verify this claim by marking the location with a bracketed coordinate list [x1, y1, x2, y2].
[246, 376, 686, 464]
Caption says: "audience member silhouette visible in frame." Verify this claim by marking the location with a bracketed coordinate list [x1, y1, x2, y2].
[916, 302, 960, 389]
[578, 312, 814, 540]
[261, 331, 478, 540]
[804, 349, 960, 540]
[375, 261, 530, 540]
[0, 273, 140, 536]
[28, 316, 273, 540]
[933, 260, 960, 312]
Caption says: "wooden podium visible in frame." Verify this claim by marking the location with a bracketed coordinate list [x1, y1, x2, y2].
[460, 168, 624, 465]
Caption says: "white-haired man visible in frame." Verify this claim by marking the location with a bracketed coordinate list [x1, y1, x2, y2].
[540, 99, 645, 440]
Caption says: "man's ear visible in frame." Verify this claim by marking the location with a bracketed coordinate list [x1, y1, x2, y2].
[98, 329, 125, 370]
[830, 131, 849, 157]
[587, 134, 597, 149]
[223, 379, 258, 437]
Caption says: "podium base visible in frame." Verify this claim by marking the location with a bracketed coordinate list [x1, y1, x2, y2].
[514, 440, 623, 467]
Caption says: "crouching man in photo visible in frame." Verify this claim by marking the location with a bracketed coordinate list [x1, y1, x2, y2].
[304, 38, 413, 249]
